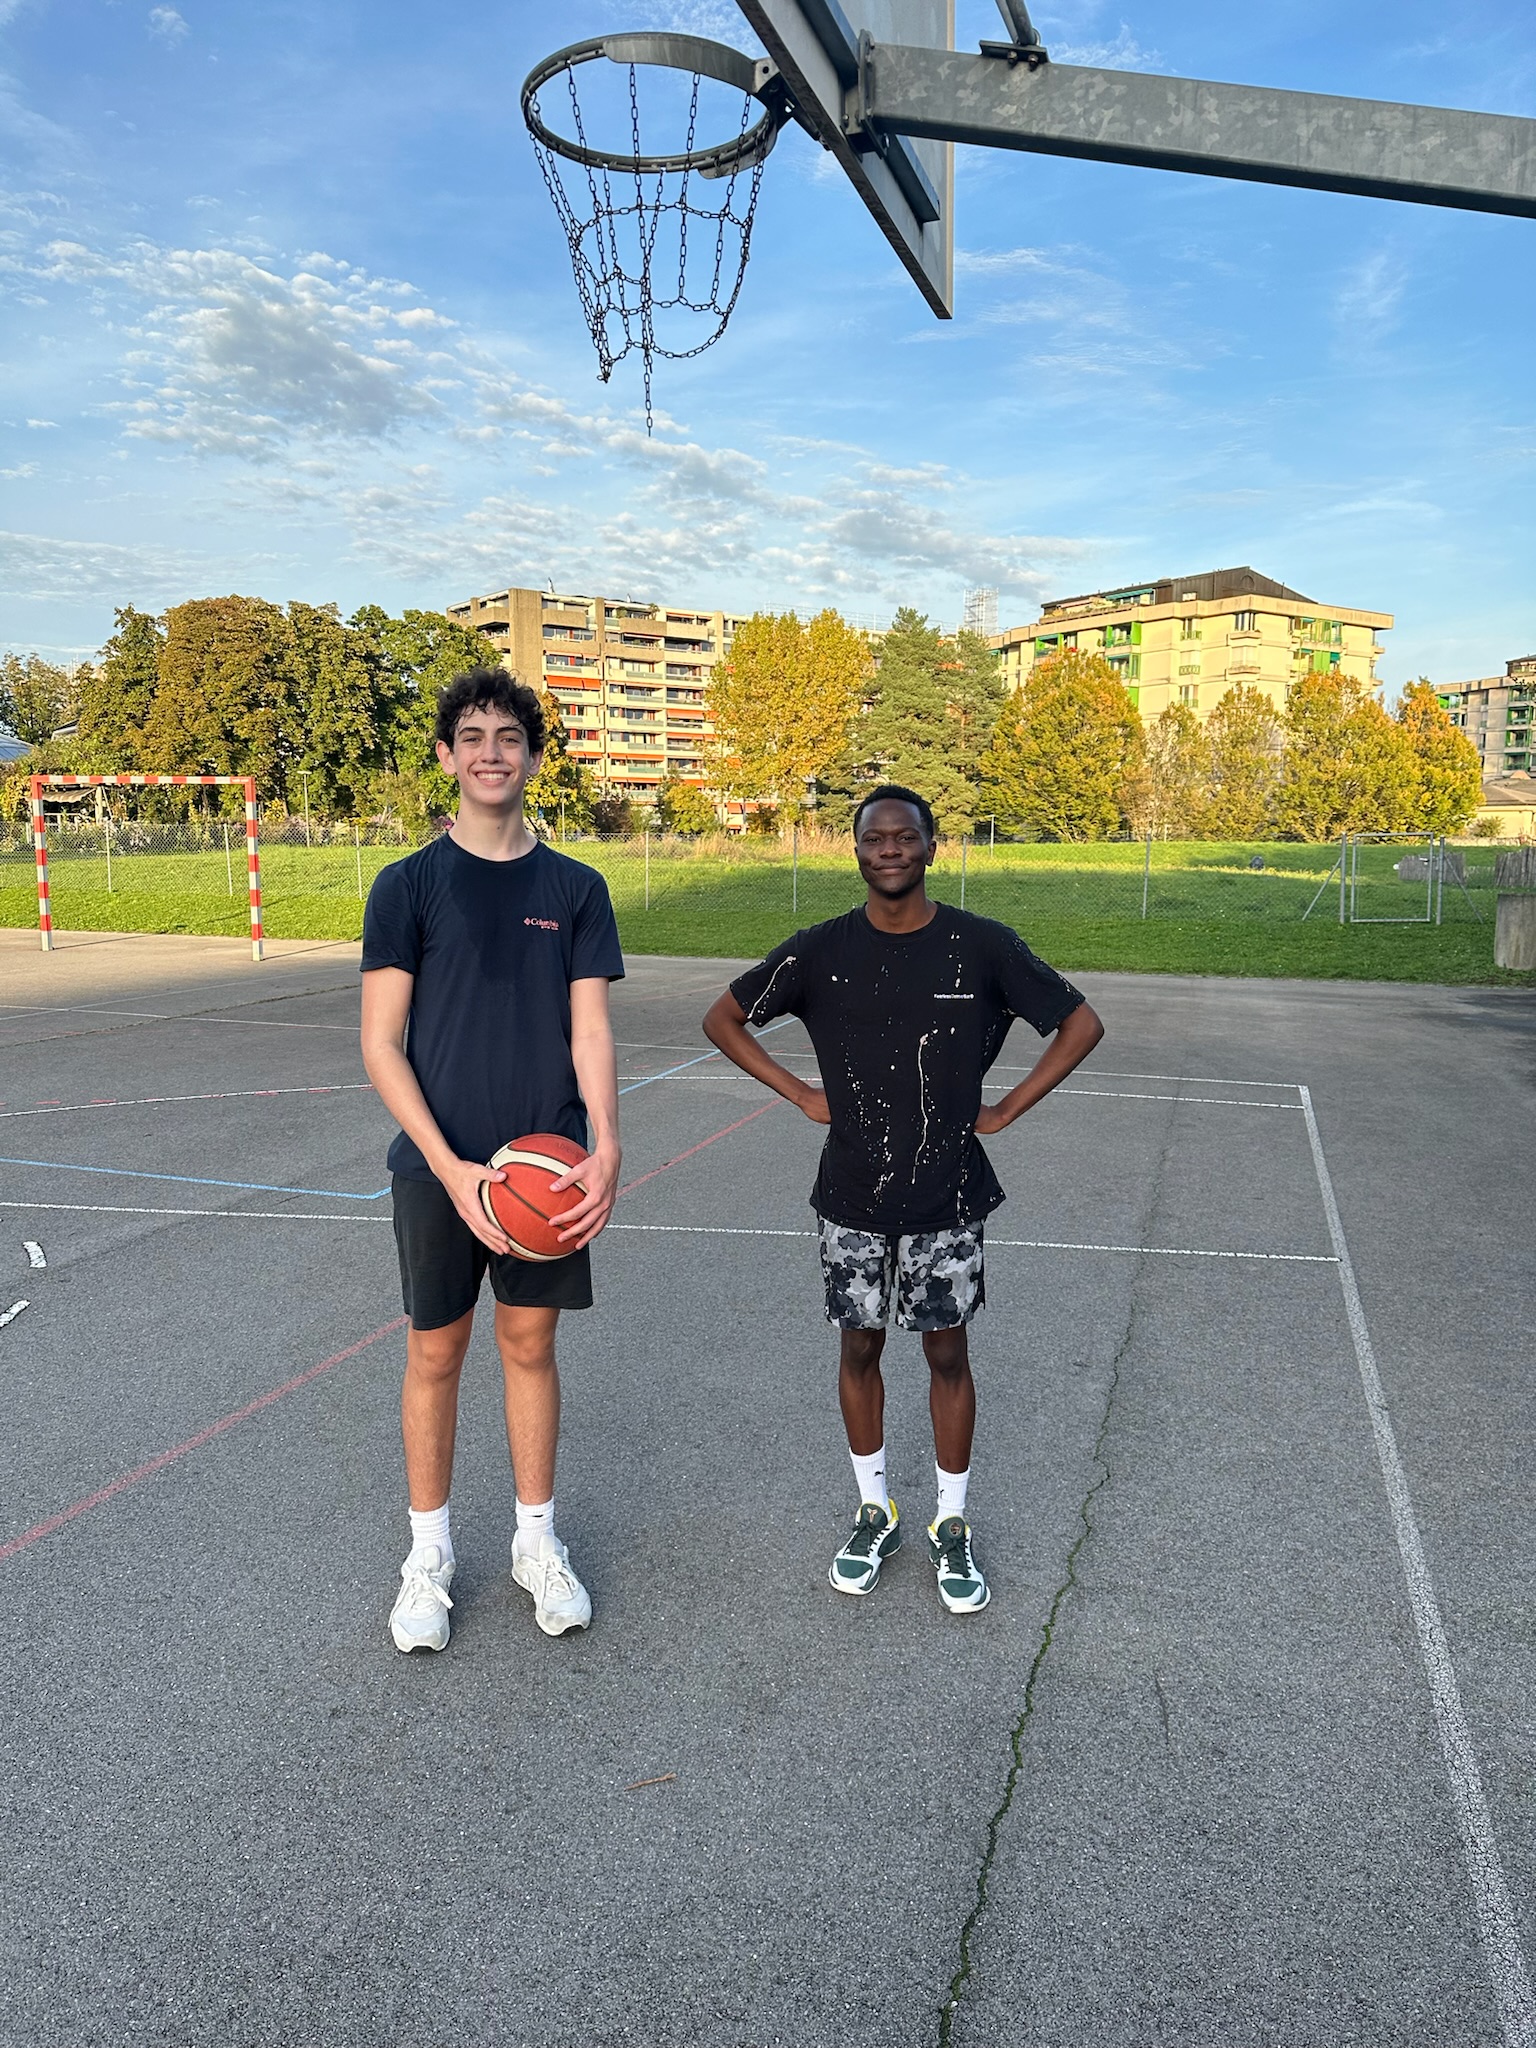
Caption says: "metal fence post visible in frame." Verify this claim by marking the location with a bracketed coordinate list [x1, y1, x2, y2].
[792, 821, 799, 914]
[355, 822, 364, 900]
[960, 834, 967, 910]
[1339, 834, 1348, 924]
[644, 827, 650, 911]
[104, 812, 114, 894]
[1141, 833, 1151, 920]
[223, 821, 234, 896]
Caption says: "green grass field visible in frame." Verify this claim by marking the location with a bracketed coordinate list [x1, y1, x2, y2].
[3, 836, 1529, 985]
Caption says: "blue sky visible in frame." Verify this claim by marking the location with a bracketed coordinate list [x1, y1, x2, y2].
[1, 0, 1533, 692]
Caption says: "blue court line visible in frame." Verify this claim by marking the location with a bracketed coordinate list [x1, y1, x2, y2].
[0, 1157, 391, 1200]
[0, 1027, 796, 1202]
[617, 1017, 791, 1096]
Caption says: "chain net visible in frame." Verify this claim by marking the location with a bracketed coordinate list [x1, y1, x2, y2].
[528, 61, 767, 431]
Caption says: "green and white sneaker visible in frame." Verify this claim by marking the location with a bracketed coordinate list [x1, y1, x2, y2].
[927, 1515, 990, 1614]
[829, 1498, 901, 1595]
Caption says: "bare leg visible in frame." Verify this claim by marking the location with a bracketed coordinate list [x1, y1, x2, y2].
[402, 1309, 475, 1510]
[838, 1326, 887, 1457]
[495, 1302, 562, 1504]
[923, 1325, 976, 1475]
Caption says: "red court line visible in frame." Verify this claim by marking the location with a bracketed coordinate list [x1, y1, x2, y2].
[615, 1100, 780, 1199]
[2, 1093, 781, 1564]
[0, 1317, 406, 1566]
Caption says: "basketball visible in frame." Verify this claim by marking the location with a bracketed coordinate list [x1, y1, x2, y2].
[479, 1133, 589, 1261]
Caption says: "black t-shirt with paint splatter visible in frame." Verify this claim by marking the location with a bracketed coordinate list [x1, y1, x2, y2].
[730, 903, 1085, 1234]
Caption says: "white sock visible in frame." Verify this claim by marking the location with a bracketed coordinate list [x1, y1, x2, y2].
[850, 1446, 888, 1512]
[516, 1497, 556, 1547]
[408, 1500, 453, 1567]
[935, 1464, 970, 1521]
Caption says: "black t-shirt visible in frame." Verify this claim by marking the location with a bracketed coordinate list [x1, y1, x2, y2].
[730, 904, 1084, 1233]
[361, 834, 624, 1179]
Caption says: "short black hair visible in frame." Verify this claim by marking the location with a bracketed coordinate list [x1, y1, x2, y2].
[852, 783, 936, 841]
[434, 666, 546, 756]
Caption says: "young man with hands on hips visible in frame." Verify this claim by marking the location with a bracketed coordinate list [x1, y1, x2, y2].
[704, 785, 1102, 1615]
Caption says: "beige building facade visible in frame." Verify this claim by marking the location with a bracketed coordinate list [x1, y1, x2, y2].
[445, 585, 746, 800]
[1437, 656, 1535, 780]
[991, 566, 1392, 722]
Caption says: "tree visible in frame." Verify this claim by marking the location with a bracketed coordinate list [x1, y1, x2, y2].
[1129, 703, 1209, 838]
[710, 610, 871, 811]
[142, 595, 295, 796]
[353, 605, 488, 823]
[978, 648, 1143, 841]
[656, 771, 718, 835]
[76, 607, 164, 768]
[526, 694, 597, 831]
[1196, 684, 1282, 840]
[283, 601, 380, 816]
[592, 794, 636, 835]
[1274, 671, 1416, 839]
[1395, 679, 1484, 835]
[0, 652, 81, 745]
[858, 611, 1006, 836]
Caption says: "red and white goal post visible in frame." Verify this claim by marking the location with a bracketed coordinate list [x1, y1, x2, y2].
[29, 773, 264, 961]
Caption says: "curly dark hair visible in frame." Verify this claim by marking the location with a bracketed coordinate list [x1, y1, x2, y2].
[434, 666, 546, 756]
[852, 783, 936, 841]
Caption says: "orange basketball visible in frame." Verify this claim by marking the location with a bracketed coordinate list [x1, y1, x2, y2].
[479, 1132, 589, 1261]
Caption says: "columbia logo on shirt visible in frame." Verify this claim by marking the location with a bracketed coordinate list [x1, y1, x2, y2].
[524, 916, 561, 931]
[934, 992, 974, 1000]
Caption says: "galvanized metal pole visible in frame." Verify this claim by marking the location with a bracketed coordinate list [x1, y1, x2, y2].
[644, 827, 650, 911]
[224, 821, 233, 896]
[104, 813, 113, 895]
[792, 821, 799, 914]
[1339, 834, 1348, 925]
[355, 823, 364, 901]
[862, 46, 1536, 219]
[960, 834, 967, 910]
[1142, 832, 1151, 920]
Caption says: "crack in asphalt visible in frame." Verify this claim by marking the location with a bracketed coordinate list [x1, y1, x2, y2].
[937, 1097, 1182, 2048]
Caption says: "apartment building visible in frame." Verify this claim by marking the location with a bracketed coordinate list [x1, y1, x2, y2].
[444, 585, 745, 799]
[992, 567, 1392, 721]
[1437, 657, 1536, 779]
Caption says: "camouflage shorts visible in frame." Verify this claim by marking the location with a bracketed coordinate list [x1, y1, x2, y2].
[817, 1219, 986, 1333]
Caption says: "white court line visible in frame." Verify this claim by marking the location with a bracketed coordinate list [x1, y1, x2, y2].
[612, 1076, 1299, 1111]
[0, 1084, 375, 1122]
[24, 1241, 45, 1269]
[1299, 1085, 1536, 2048]
[0, 1202, 1333, 1263]
[0, 1300, 28, 1327]
[0, 1003, 356, 1032]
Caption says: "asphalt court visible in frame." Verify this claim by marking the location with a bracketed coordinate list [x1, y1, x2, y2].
[1, 928, 1534, 2047]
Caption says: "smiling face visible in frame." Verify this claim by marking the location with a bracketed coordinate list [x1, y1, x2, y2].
[436, 703, 543, 818]
[855, 797, 936, 900]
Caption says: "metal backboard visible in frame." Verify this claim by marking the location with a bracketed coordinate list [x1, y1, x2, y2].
[736, 0, 954, 315]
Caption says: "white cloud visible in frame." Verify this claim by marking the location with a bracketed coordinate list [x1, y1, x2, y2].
[0, 529, 213, 602]
[1049, 23, 1164, 69]
[147, 7, 189, 42]
[25, 417, 57, 428]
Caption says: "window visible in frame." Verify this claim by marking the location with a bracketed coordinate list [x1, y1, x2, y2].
[1232, 611, 1257, 632]
[1179, 683, 1199, 707]
[1179, 617, 1201, 641]
[543, 624, 595, 641]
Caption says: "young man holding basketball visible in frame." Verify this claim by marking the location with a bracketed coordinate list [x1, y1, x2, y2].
[361, 668, 623, 1652]
[703, 786, 1102, 1614]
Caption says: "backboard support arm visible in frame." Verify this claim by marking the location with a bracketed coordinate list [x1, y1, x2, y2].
[856, 45, 1536, 219]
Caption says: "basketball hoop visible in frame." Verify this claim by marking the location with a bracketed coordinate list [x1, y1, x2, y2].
[522, 34, 790, 431]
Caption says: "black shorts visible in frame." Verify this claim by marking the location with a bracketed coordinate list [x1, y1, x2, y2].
[391, 1173, 593, 1331]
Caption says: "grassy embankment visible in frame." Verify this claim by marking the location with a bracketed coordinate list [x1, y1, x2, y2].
[2, 837, 1529, 985]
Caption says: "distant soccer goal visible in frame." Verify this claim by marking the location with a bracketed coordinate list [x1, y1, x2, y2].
[1300, 831, 1472, 925]
[29, 774, 264, 960]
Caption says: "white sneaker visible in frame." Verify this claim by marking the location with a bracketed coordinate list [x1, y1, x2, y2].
[390, 1543, 455, 1653]
[511, 1529, 592, 1636]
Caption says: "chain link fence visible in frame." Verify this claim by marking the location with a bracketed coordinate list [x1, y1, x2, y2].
[0, 814, 1510, 950]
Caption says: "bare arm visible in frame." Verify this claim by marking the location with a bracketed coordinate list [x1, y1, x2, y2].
[549, 976, 622, 1248]
[975, 1001, 1105, 1135]
[360, 965, 513, 1254]
[701, 991, 830, 1124]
